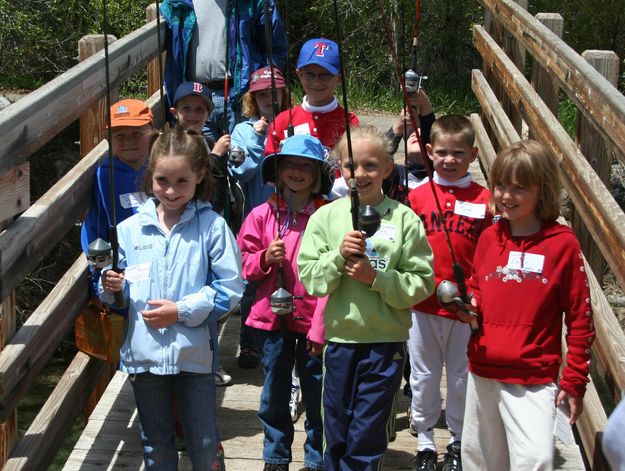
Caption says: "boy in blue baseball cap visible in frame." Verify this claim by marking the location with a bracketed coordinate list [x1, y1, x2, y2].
[237, 134, 332, 471]
[265, 38, 359, 159]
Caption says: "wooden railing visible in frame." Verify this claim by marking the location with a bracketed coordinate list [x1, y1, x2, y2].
[471, 0, 625, 468]
[0, 9, 165, 469]
[0, 1, 623, 469]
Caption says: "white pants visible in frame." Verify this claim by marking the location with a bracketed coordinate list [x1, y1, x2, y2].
[462, 372, 557, 471]
[408, 310, 471, 440]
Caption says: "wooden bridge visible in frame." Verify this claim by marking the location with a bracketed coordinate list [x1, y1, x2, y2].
[0, 0, 624, 469]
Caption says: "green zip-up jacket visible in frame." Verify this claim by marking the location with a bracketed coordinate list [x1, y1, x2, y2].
[297, 196, 434, 343]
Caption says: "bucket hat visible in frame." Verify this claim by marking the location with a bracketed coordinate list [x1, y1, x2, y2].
[262, 134, 334, 195]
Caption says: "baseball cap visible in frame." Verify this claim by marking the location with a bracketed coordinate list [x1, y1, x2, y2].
[297, 38, 340, 75]
[248, 66, 286, 93]
[172, 81, 215, 112]
[262, 134, 334, 195]
[110, 99, 153, 128]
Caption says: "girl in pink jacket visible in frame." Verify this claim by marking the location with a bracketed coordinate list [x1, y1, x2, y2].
[237, 134, 331, 471]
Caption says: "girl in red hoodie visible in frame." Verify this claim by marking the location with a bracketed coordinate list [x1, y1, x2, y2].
[461, 140, 594, 470]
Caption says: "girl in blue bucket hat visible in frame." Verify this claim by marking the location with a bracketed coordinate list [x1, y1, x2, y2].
[237, 134, 332, 471]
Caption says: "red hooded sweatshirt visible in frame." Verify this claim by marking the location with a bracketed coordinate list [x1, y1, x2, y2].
[468, 219, 594, 397]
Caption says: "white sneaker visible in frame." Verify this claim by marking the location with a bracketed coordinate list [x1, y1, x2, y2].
[289, 385, 301, 422]
[215, 367, 232, 386]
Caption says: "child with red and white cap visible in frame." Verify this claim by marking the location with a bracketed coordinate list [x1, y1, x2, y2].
[230, 66, 292, 371]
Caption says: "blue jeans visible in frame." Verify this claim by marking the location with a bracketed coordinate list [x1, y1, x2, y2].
[255, 329, 323, 470]
[204, 88, 242, 141]
[130, 372, 219, 470]
[239, 280, 259, 351]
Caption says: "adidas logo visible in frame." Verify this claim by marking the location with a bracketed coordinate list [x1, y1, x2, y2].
[393, 352, 403, 361]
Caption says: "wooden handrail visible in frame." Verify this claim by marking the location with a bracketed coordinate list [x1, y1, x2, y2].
[0, 256, 89, 422]
[476, 0, 625, 166]
[0, 144, 102, 303]
[3, 353, 107, 471]
[473, 24, 625, 295]
[0, 20, 166, 176]
[0, 94, 161, 304]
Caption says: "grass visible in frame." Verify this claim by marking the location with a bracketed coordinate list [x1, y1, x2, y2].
[557, 94, 577, 138]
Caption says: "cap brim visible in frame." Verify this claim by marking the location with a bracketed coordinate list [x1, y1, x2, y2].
[109, 119, 152, 128]
[298, 60, 339, 75]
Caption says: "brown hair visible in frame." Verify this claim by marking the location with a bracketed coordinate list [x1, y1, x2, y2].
[489, 140, 561, 221]
[332, 124, 393, 164]
[241, 88, 291, 118]
[429, 114, 475, 148]
[143, 124, 212, 202]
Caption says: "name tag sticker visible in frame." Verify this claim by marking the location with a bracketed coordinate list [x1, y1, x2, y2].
[454, 201, 486, 219]
[373, 223, 396, 242]
[124, 262, 151, 283]
[119, 192, 145, 209]
[507, 251, 544, 273]
[291, 123, 311, 136]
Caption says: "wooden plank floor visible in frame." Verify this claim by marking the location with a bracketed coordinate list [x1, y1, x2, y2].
[64, 312, 585, 470]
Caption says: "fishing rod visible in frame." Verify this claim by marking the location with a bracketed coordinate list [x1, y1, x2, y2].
[283, 0, 294, 138]
[224, 0, 245, 165]
[226, 0, 245, 165]
[155, 0, 166, 126]
[400, 0, 409, 197]
[87, 0, 126, 310]
[223, 0, 231, 136]
[377, 0, 469, 303]
[332, 0, 381, 238]
[263, 0, 293, 335]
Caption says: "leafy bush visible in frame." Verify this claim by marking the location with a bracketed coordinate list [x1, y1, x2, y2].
[0, 0, 149, 89]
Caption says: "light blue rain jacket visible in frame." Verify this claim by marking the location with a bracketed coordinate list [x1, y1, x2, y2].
[99, 198, 244, 375]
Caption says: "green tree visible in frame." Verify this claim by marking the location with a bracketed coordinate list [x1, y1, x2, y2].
[0, 0, 149, 89]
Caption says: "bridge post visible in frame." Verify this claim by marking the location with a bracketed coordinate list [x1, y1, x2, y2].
[530, 13, 563, 136]
[77, 34, 120, 423]
[78, 35, 118, 159]
[146, 3, 166, 101]
[572, 50, 620, 284]
[0, 289, 17, 468]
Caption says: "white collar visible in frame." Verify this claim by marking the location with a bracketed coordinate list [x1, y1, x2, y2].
[433, 171, 473, 188]
[301, 96, 338, 113]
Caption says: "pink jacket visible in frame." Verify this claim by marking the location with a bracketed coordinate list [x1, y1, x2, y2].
[237, 196, 326, 344]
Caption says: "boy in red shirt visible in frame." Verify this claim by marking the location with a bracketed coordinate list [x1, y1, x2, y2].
[265, 38, 359, 156]
[407, 115, 493, 471]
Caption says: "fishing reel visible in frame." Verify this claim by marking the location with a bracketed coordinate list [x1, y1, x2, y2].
[228, 145, 245, 167]
[358, 205, 382, 238]
[437, 280, 479, 334]
[87, 237, 127, 310]
[271, 286, 294, 316]
[404, 69, 428, 95]
[87, 238, 113, 270]
[270, 285, 303, 336]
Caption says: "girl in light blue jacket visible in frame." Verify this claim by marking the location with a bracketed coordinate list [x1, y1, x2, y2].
[101, 125, 244, 470]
